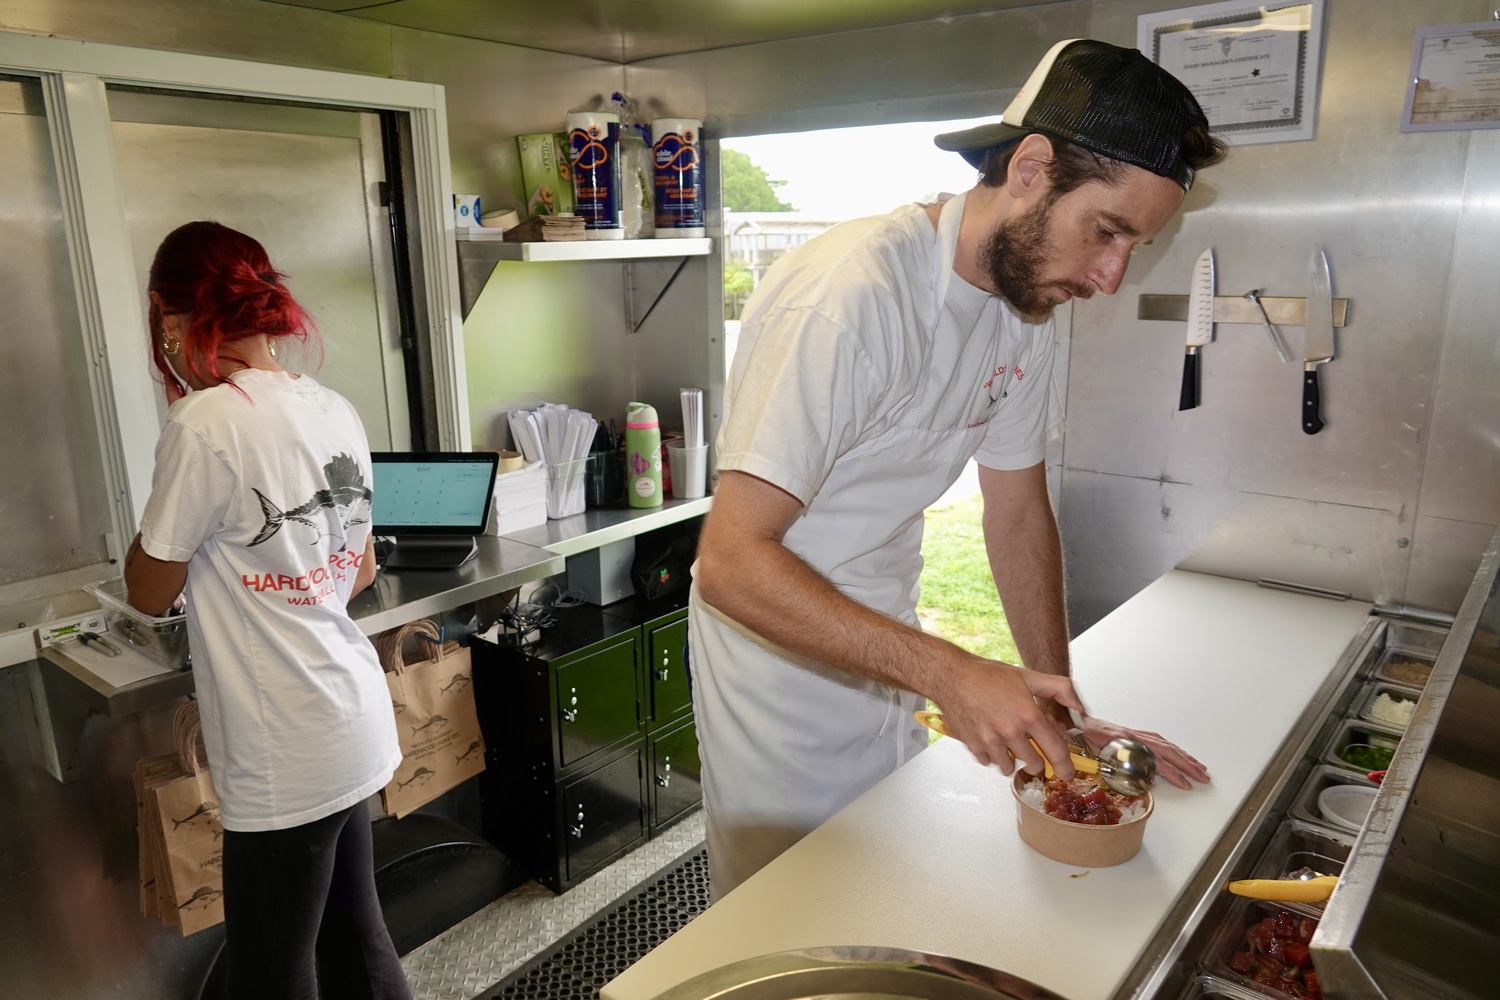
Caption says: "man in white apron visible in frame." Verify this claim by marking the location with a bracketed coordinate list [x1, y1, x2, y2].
[689, 39, 1231, 899]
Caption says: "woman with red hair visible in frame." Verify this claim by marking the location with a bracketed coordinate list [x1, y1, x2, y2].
[124, 221, 411, 999]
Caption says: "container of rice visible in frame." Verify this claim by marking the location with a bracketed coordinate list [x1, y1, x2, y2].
[1011, 771, 1153, 867]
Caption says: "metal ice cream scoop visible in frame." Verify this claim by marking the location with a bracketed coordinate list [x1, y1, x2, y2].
[915, 712, 1157, 797]
[1093, 737, 1158, 797]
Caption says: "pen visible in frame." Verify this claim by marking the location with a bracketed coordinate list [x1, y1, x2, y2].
[78, 631, 121, 657]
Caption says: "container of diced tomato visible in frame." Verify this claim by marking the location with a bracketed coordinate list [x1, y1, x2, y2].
[1202, 899, 1322, 1000]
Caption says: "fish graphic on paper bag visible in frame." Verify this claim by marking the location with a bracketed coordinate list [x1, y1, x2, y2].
[396, 767, 435, 790]
[411, 714, 449, 736]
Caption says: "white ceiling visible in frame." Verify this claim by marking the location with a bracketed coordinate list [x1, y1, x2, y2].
[260, 0, 1070, 63]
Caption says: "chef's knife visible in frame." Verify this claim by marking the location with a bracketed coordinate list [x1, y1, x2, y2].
[1179, 248, 1215, 411]
[1303, 245, 1335, 434]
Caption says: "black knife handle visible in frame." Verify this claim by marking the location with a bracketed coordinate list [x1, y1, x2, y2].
[1302, 367, 1324, 434]
[1179, 351, 1199, 411]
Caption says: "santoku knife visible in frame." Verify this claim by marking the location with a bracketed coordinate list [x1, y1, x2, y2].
[1303, 244, 1335, 434]
[1179, 248, 1215, 411]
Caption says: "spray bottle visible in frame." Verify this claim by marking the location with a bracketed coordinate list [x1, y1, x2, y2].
[625, 402, 663, 508]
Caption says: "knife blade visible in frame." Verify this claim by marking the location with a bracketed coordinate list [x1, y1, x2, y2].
[1179, 248, 1215, 410]
[1302, 244, 1335, 434]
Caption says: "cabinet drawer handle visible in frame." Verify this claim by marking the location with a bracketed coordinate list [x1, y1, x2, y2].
[570, 823, 584, 838]
[561, 708, 578, 723]
[655, 667, 669, 681]
[656, 773, 671, 787]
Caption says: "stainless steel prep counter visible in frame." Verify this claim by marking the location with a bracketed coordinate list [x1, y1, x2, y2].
[602, 570, 1375, 1000]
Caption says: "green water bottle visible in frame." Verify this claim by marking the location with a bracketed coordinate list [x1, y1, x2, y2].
[625, 401, 663, 508]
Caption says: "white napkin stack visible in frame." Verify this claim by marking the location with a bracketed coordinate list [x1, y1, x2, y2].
[486, 460, 547, 535]
[680, 387, 704, 449]
[507, 402, 595, 519]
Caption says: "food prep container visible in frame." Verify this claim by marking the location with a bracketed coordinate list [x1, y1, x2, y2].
[1287, 765, 1374, 837]
[1373, 654, 1435, 690]
[1245, 818, 1353, 917]
[1365, 619, 1443, 687]
[1010, 771, 1152, 867]
[82, 578, 190, 671]
[1174, 973, 1272, 1000]
[1319, 717, 1403, 775]
[1200, 898, 1321, 1000]
[1353, 682, 1420, 730]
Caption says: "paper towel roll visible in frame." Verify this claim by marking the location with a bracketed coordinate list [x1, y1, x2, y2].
[652, 118, 704, 238]
[567, 111, 624, 240]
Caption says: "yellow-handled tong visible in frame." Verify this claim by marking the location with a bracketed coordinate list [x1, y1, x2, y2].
[1224, 876, 1339, 903]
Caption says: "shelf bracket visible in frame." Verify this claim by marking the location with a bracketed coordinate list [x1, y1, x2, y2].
[625, 256, 690, 332]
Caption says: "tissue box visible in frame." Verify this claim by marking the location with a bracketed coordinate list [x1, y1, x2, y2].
[517, 132, 575, 219]
[453, 193, 481, 227]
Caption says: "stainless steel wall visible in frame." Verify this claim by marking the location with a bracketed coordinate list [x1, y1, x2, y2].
[1066, 0, 1500, 630]
[634, 0, 1500, 633]
[0, 77, 115, 604]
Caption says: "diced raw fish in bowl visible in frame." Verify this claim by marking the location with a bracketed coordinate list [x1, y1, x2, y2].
[1011, 771, 1152, 867]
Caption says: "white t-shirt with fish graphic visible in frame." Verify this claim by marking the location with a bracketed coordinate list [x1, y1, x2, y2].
[139, 369, 402, 832]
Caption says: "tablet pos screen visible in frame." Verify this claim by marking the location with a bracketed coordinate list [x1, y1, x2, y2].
[369, 452, 498, 536]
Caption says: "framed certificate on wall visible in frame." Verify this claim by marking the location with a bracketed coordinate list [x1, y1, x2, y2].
[1137, 0, 1326, 146]
[1401, 22, 1500, 132]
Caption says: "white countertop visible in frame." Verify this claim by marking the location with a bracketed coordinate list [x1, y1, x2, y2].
[602, 570, 1373, 1000]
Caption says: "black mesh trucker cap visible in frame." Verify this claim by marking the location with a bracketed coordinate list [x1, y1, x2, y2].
[934, 38, 1210, 190]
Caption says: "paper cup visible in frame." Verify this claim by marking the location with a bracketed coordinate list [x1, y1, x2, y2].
[667, 444, 707, 499]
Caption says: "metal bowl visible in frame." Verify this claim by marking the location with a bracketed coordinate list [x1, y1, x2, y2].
[648, 947, 1068, 1000]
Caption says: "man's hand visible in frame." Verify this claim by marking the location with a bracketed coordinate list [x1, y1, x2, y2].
[931, 661, 1086, 780]
[1076, 715, 1211, 790]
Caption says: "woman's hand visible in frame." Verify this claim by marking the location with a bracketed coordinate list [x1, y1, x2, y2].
[1076, 715, 1211, 790]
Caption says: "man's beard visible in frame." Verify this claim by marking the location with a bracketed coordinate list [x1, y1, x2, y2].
[978, 198, 1092, 318]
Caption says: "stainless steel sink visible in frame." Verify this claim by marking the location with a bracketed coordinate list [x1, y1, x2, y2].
[649, 947, 1068, 1000]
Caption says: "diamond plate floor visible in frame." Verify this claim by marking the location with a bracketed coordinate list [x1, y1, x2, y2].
[481, 846, 709, 1000]
[401, 810, 705, 1000]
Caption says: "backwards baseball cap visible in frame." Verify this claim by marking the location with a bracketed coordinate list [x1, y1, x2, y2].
[934, 38, 1210, 190]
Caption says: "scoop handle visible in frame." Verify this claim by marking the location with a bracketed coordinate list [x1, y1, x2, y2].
[1224, 876, 1339, 902]
[912, 711, 1097, 777]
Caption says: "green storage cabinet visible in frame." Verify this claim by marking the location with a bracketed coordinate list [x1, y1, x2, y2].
[605, 589, 694, 730]
[648, 714, 701, 833]
[472, 605, 647, 892]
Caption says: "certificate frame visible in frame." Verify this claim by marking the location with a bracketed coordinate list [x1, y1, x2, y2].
[1137, 0, 1325, 146]
[1400, 22, 1500, 133]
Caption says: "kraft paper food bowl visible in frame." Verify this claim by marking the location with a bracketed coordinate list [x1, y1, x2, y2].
[1011, 771, 1153, 867]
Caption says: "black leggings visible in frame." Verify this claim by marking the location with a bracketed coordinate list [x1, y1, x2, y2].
[222, 802, 412, 1000]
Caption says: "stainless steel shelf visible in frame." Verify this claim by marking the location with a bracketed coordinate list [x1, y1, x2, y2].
[455, 234, 712, 319]
[456, 233, 711, 262]
[348, 534, 563, 635]
[501, 496, 713, 558]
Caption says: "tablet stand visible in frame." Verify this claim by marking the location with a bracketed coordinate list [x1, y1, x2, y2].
[383, 535, 479, 571]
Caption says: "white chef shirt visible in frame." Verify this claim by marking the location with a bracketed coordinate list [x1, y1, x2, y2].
[690, 194, 1056, 896]
[139, 369, 401, 832]
[717, 197, 1055, 621]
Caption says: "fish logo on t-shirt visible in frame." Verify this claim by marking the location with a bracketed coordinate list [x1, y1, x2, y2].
[249, 453, 372, 546]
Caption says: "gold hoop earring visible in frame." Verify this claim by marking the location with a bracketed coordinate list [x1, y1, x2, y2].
[268, 339, 277, 360]
[161, 338, 181, 356]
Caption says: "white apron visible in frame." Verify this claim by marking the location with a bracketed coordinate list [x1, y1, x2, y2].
[691, 193, 1025, 898]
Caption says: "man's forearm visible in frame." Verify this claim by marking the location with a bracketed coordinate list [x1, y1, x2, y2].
[978, 463, 1074, 731]
[695, 529, 974, 706]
